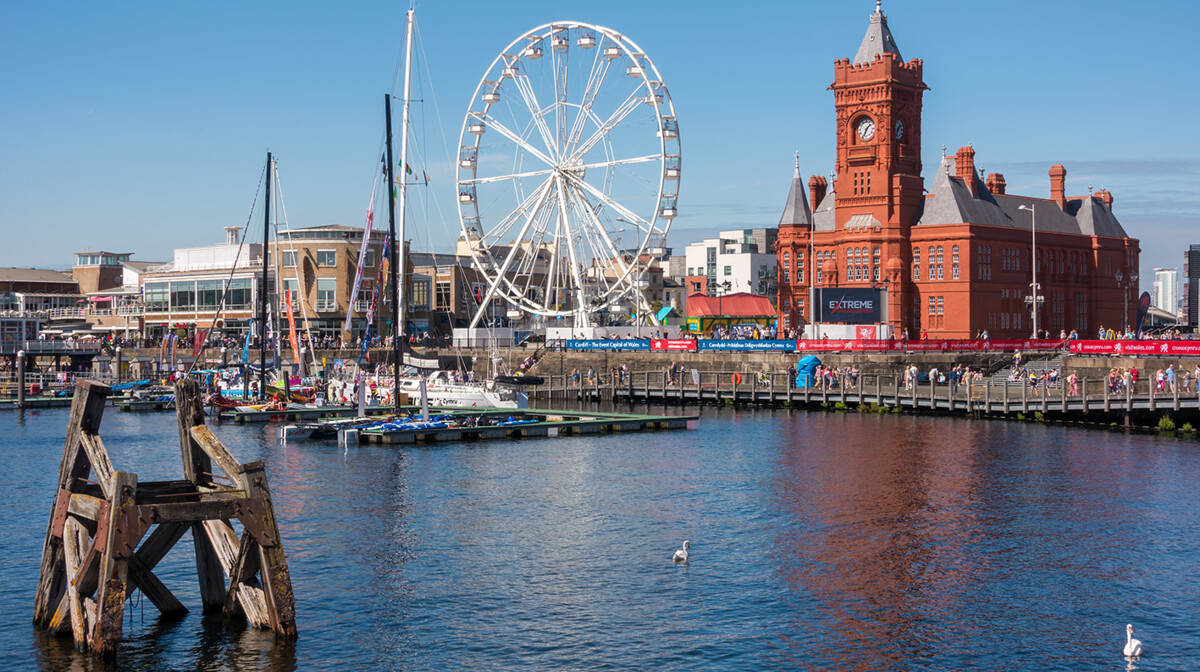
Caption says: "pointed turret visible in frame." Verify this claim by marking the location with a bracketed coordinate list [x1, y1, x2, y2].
[778, 154, 812, 228]
[853, 0, 902, 65]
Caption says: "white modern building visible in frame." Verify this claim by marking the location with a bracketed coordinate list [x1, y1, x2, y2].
[683, 229, 777, 297]
[1153, 267, 1180, 316]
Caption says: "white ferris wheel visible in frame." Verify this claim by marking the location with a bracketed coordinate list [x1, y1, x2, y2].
[458, 21, 680, 329]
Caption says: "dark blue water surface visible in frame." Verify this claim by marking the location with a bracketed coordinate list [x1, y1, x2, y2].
[1, 405, 1198, 671]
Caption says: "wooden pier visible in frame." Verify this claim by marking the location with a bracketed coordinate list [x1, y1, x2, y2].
[530, 371, 1200, 426]
[32, 379, 297, 657]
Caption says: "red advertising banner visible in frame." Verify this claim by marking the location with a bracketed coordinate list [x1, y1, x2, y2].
[794, 339, 1068, 352]
[1069, 340, 1200, 356]
[651, 339, 698, 352]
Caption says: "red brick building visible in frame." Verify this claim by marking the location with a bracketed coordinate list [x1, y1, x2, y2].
[776, 4, 1139, 339]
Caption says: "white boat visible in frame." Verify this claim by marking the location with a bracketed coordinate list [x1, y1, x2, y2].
[397, 370, 527, 409]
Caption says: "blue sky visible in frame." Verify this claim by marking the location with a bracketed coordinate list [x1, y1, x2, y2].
[2, 0, 1196, 295]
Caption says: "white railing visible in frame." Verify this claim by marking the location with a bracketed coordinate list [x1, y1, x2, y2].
[314, 300, 339, 312]
[353, 300, 371, 313]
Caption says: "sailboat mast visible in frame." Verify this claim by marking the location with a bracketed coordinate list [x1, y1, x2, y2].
[260, 151, 272, 400]
[385, 94, 399, 409]
[388, 7, 416, 411]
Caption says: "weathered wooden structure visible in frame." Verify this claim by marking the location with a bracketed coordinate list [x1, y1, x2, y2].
[32, 379, 296, 656]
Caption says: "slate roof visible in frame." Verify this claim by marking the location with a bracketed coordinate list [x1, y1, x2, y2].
[0, 268, 77, 284]
[778, 162, 812, 228]
[853, 3, 902, 65]
[813, 189, 837, 232]
[916, 157, 1129, 238]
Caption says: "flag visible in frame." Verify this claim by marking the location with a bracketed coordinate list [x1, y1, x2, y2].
[242, 325, 250, 363]
[423, 171, 429, 186]
[404, 163, 413, 175]
[193, 328, 208, 359]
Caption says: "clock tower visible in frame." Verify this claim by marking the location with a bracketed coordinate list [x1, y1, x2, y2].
[832, 1, 926, 232]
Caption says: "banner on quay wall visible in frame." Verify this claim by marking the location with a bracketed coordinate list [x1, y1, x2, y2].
[566, 339, 650, 351]
[1069, 340, 1200, 356]
[650, 339, 697, 352]
[793, 338, 1069, 352]
[697, 339, 796, 352]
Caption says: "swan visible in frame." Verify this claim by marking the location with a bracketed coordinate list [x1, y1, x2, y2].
[673, 540, 690, 563]
[1124, 623, 1143, 657]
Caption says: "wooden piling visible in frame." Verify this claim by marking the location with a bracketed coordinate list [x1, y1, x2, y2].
[31, 378, 297, 657]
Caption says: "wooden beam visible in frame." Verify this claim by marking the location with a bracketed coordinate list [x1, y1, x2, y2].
[68, 493, 106, 521]
[127, 553, 187, 616]
[78, 432, 115, 500]
[174, 379, 212, 486]
[62, 518, 89, 650]
[189, 425, 246, 483]
[34, 381, 109, 625]
[239, 464, 297, 638]
[90, 471, 136, 657]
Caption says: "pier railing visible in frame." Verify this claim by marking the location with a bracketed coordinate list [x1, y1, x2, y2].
[528, 370, 1200, 421]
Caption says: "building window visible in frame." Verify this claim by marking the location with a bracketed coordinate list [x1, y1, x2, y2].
[435, 280, 452, 311]
[227, 278, 252, 310]
[364, 249, 376, 268]
[281, 278, 299, 305]
[952, 245, 960, 279]
[937, 296, 944, 315]
[317, 249, 337, 267]
[913, 246, 920, 282]
[936, 246, 944, 280]
[197, 280, 222, 310]
[170, 281, 196, 311]
[280, 250, 297, 267]
[409, 278, 431, 311]
[315, 278, 336, 310]
[145, 282, 169, 312]
[723, 265, 732, 276]
[928, 296, 936, 315]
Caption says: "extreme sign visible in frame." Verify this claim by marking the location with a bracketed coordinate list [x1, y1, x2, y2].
[816, 288, 883, 324]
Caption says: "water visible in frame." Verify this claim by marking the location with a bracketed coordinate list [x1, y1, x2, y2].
[2, 405, 1198, 670]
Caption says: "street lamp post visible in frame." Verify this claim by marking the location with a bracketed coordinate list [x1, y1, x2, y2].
[1116, 270, 1139, 334]
[717, 280, 732, 335]
[1018, 204, 1043, 337]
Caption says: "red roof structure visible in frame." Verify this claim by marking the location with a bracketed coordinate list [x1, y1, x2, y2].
[686, 292, 776, 318]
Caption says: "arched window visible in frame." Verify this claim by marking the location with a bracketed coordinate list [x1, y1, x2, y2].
[936, 245, 944, 280]
[951, 244, 960, 279]
[928, 246, 936, 280]
[913, 246, 920, 282]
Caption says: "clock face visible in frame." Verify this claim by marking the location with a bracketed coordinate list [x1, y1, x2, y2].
[894, 119, 905, 140]
[856, 118, 875, 141]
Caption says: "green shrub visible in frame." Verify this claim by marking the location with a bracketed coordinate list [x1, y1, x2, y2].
[834, 402, 849, 412]
[1159, 415, 1177, 432]
[1016, 413, 1026, 422]
[1181, 422, 1194, 433]
[1034, 411, 1045, 422]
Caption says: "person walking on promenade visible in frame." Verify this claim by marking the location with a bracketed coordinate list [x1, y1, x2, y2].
[1130, 366, 1139, 393]
[1166, 365, 1176, 393]
[1068, 370, 1079, 396]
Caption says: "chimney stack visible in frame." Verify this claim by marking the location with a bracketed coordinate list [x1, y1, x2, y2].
[1049, 164, 1067, 209]
[985, 172, 1006, 195]
[808, 175, 828, 210]
[224, 226, 241, 245]
[1096, 189, 1114, 209]
[955, 146, 978, 197]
